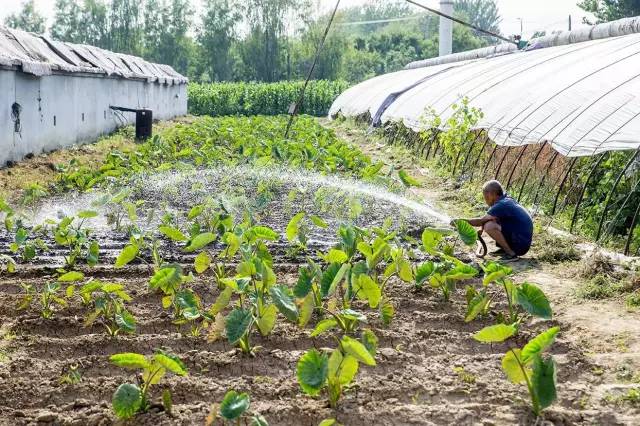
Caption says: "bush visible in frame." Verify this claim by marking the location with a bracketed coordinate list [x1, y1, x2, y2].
[188, 80, 349, 117]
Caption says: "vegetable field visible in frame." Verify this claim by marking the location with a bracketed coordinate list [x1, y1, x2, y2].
[188, 81, 350, 117]
[0, 116, 637, 425]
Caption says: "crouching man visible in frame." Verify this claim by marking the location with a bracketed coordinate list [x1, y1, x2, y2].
[452, 180, 533, 262]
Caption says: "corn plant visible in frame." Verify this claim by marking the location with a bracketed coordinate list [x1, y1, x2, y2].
[474, 325, 560, 416]
[69, 280, 136, 336]
[297, 331, 377, 408]
[110, 350, 187, 419]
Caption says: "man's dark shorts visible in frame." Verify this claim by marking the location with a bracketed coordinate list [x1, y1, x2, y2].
[488, 195, 533, 256]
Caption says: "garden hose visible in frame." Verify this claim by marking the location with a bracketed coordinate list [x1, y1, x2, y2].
[476, 230, 488, 259]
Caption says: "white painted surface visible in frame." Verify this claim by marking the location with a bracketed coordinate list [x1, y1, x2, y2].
[1, 70, 187, 166]
[439, 0, 454, 57]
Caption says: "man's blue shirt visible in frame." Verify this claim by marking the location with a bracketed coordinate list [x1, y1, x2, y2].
[487, 195, 533, 255]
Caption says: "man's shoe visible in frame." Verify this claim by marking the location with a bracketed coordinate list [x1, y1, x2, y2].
[490, 247, 506, 256]
[499, 253, 520, 263]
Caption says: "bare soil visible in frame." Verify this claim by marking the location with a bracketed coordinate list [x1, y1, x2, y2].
[0, 119, 639, 426]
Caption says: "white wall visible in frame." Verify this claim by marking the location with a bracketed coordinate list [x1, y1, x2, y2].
[1, 69, 187, 166]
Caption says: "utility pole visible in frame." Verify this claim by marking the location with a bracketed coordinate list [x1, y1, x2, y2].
[439, 0, 454, 56]
[569, 14, 572, 31]
[517, 18, 523, 36]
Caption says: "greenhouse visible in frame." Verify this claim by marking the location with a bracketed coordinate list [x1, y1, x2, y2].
[0, 26, 187, 166]
[330, 16, 640, 255]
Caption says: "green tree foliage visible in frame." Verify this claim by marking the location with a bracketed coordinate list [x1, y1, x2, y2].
[4, 0, 46, 33]
[197, 0, 241, 81]
[454, 0, 502, 35]
[579, 0, 640, 22]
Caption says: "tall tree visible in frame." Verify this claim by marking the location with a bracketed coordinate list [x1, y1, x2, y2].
[454, 0, 502, 34]
[4, 0, 46, 34]
[579, 0, 640, 22]
[198, 0, 241, 81]
[80, 0, 110, 48]
[109, 0, 143, 55]
[50, 0, 84, 42]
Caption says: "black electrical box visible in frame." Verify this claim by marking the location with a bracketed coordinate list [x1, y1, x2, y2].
[136, 109, 153, 140]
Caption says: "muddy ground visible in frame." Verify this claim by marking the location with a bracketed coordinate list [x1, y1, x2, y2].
[0, 119, 639, 425]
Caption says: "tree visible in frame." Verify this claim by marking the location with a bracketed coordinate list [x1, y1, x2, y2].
[80, 0, 110, 48]
[455, 0, 502, 37]
[578, 0, 640, 23]
[50, 0, 84, 42]
[109, 0, 143, 55]
[4, 0, 46, 34]
[197, 0, 240, 81]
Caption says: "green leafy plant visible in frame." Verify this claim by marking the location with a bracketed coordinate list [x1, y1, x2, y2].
[110, 350, 187, 419]
[53, 212, 100, 268]
[69, 280, 136, 336]
[297, 331, 377, 408]
[17, 279, 73, 319]
[467, 262, 552, 325]
[206, 390, 268, 425]
[474, 326, 560, 416]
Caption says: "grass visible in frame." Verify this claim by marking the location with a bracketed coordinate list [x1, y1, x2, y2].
[531, 229, 582, 264]
[574, 252, 640, 301]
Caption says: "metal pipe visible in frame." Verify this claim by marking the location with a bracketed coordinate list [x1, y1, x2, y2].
[550, 157, 578, 215]
[531, 151, 560, 206]
[596, 149, 640, 241]
[516, 143, 548, 201]
[602, 178, 640, 243]
[505, 145, 529, 190]
[468, 134, 491, 181]
[481, 144, 500, 180]
[494, 146, 513, 181]
[460, 131, 484, 173]
[624, 199, 640, 256]
[569, 153, 607, 233]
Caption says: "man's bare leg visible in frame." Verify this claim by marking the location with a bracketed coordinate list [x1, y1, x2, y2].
[483, 221, 516, 257]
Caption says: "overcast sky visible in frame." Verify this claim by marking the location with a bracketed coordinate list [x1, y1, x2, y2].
[1, 0, 595, 39]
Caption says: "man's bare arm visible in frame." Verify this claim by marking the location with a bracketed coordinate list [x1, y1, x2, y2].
[453, 215, 497, 227]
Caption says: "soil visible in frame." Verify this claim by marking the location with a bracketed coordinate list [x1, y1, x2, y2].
[0, 118, 639, 426]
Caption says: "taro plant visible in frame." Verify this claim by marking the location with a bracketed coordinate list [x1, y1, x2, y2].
[474, 325, 560, 416]
[415, 224, 479, 301]
[53, 212, 100, 268]
[206, 390, 268, 425]
[9, 226, 46, 262]
[69, 280, 136, 336]
[297, 331, 377, 408]
[465, 262, 552, 326]
[285, 211, 329, 249]
[17, 282, 67, 319]
[110, 350, 187, 420]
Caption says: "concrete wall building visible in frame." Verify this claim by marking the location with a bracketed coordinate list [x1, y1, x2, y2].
[0, 26, 188, 166]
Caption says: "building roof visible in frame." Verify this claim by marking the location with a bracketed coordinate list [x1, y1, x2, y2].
[330, 25, 640, 157]
[0, 26, 187, 85]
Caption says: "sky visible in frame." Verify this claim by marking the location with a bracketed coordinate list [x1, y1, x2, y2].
[0, 0, 595, 39]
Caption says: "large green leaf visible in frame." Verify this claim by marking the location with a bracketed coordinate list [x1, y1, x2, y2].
[293, 266, 313, 298]
[473, 323, 517, 343]
[115, 310, 136, 333]
[501, 348, 529, 384]
[310, 318, 338, 337]
[184, 232, 216, 252]
[521, 326, 560, 363]
[225, 308, 253, 344]
[286, 212, 305, 242]
[270, 285, 299, 322]
[78, 210, 98, 219]
[532, 355, 557, 411]
[446, 264, 478, 281]
[112, 383, 142, 419]
[421, 229, 445, 254]
[415, 261, 435, 285]
[194, 251, 212, 274]
[464, 294, 489, 323]
[115, 244, 138, 268]
[328, 350, 359, 385]
[352, 274, 381, 309]
[149, 265, 183, 294]
[297, 349, 328, 396]
[324, 249, 348, 264]
[154, 351, 188, 376]
[516, 283, 552, 319]
[341, 336, 376, 366]
[209, 285, 233, 316]
[251, 226, 279, 241]
[58, 271, 85, 282]
[320, 263, 348, 297]
[158, 225, 187, 242]
[256, 304, 278, 335]
[220, 390, 250, 421]
[110, 353, 150, 370]
[360, 329, 378, 357]
[398, 169, 421, 187]
[454, 219, 477, 246]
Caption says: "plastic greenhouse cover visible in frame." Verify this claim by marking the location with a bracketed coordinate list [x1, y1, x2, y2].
[0, 26, 187, 84]
[331, 32, 640, 157]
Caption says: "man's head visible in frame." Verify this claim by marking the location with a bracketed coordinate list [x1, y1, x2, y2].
[482, 180, 504, 206]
